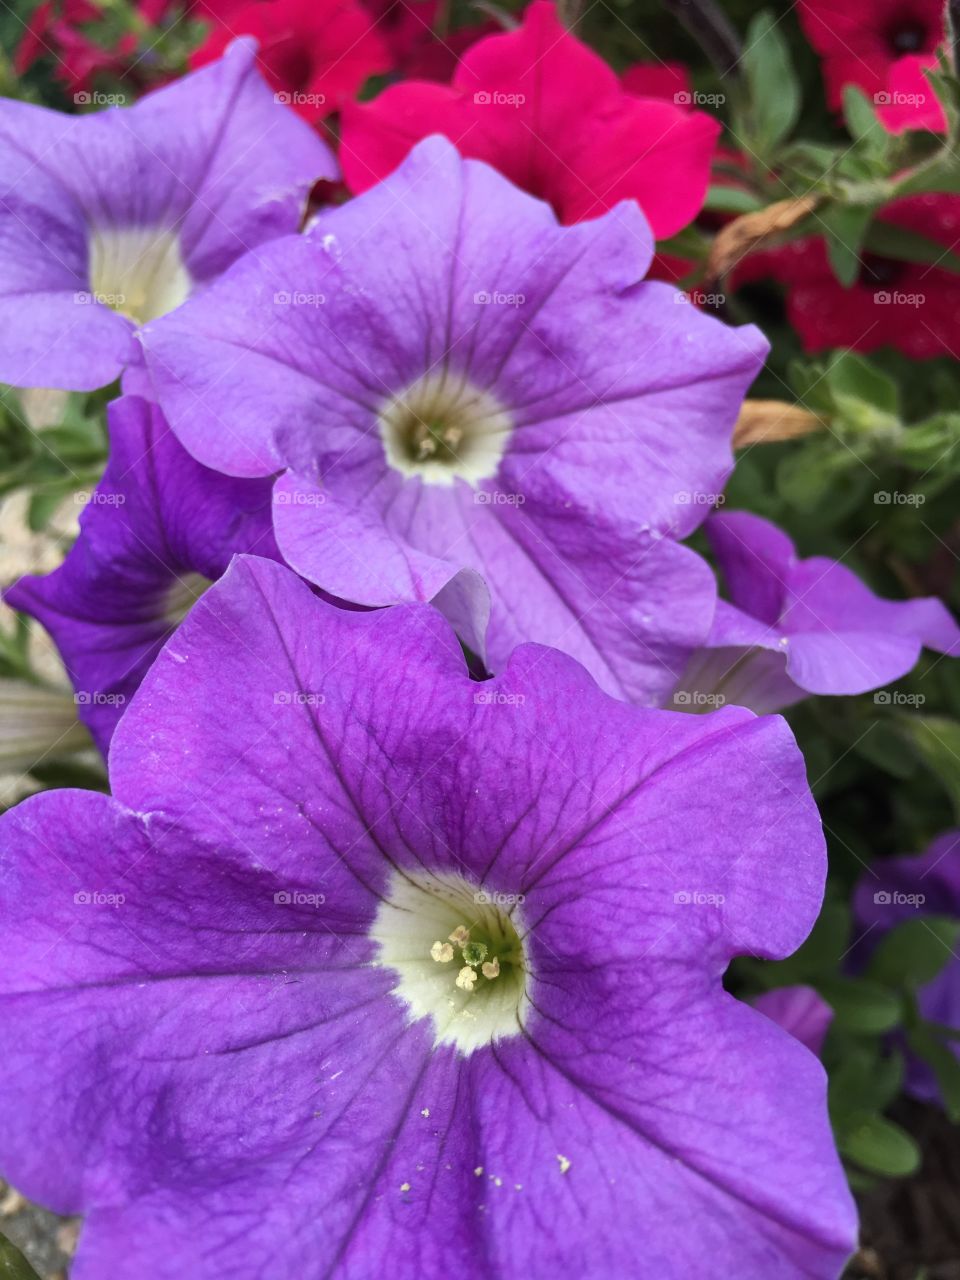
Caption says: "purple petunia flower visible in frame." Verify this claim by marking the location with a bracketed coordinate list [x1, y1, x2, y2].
[140, 136, 767, 705]
[4, 395, 277, 753]
[752, 985, 834, 1057]
[0, 555, 856, 1277]
[675, 510, 960, 714]
[0, 40, 336, 392]
[855, 830, 960, 1105]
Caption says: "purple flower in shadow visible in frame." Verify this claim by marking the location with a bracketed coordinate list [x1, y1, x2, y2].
[4, 395, 278, 753]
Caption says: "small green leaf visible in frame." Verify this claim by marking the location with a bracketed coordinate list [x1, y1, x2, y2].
[826, 350, 900, 420]
[818, 977, 902, 1033]
[899, 716, 960, 819]
[868, 916, 960, 988]
[863, 220, 960, 276]
[820, 203, 878, 286]
[842, 85, 886, 147]
[742, 11, 801, 154]
[837, 1112, 921, 1176]
[907, 1024, 960, 1122]
[0, 1232, 42, 1280]
[703, 185, 765, 215]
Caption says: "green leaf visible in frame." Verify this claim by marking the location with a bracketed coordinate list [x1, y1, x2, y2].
[0, 1232, 42, 1280]
[826, 350, 900, 420]
[863, 220, 960, 276]
[868, 916, 960, 988]
[907, 1024, 960, 1121]
[742, 11, 801, 154]
[829, 1043, 904, 1117]
[703, 185, 765, 215]
[842, 85, 886, 147]
[899, 715, 960, 819]
[837, 1111, 921, 1176]
[818, 977, 902, 1033]
[820, 202, 878, 286]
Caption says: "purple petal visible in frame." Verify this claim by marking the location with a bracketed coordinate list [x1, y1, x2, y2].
[752, 985, 834, 1056]
[4, 396, 277, 753]
[0, 41, 336, 390]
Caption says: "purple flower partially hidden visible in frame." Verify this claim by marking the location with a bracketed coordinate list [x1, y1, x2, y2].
[855, 831, 960, 1105]
[141, 136, 768, 705]
[752, 985, 834, 1057]
[0, 40, 337, 392]
[4, 396, 277, 753]
[0, 556, 856, 1277]
[676, 510, 960, 714]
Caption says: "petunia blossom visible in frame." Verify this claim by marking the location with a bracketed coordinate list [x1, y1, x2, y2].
[675, 510, 960, 714]
[190, 0, 393, 121]
[752, 985, 834, 1057]
[0, 39, 337, 392]
[338, 1, 719, 237]
[0, 553, 857, 1277]
[141, 136, 768, 706]
[733, 195, 960, 360]
[798, 0, 944, 111]
[4, 395, 277, 755]
[854, 831, 960, 1104]
[360, 0, 496, 81]
[875, 53, 946, 133]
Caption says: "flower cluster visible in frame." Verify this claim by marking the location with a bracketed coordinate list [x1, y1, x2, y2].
[2, 2, 960, 1276]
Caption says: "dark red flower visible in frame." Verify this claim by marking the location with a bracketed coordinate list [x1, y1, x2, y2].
[361, 0, 494, 81]
[798, 0, 943, 109]
[190, 0, 393, 120]
[340, 1, 719, 237]
[735, 194, 960, 360]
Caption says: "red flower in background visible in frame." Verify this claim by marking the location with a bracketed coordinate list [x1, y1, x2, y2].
[191, 0, 393, 120]
[15, 0, 171, 93]
[339, 1, 719, 238]
[362, 0, 495, 81]
[798, 0, 946, 134]
[876, 53, 947, 133]
[735, 195, 960, 360]
[620, 59, 691, 105]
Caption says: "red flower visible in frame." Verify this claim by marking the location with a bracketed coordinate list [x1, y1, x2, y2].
[876, 53, 946, 133]
[798, 0, 943, 109]
[14, 0, 160, 92]
[621, 60, 691, 106]
[191, 0, 393, 121]
[340, 1, 719, 237]
[361, 0, 494, 81]
[735, 194, 960, 360]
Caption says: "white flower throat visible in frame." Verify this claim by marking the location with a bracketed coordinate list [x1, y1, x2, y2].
[372, 871, 528, 1055]
[378, 372, 512, 487]
[88, 225, 191, 325]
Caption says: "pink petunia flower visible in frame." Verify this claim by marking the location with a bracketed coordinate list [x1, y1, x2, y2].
[339, 1, 719, 237]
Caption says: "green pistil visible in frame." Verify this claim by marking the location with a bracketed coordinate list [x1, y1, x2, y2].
[461, 941, 488, 967]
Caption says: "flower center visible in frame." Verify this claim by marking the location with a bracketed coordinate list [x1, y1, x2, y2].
[163, 572, 212, 628]
[371, 870, 528, 1054]
[88, 225, 191, 325]
[888, 20, 928, 54]
[377, 372, 512, 487]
